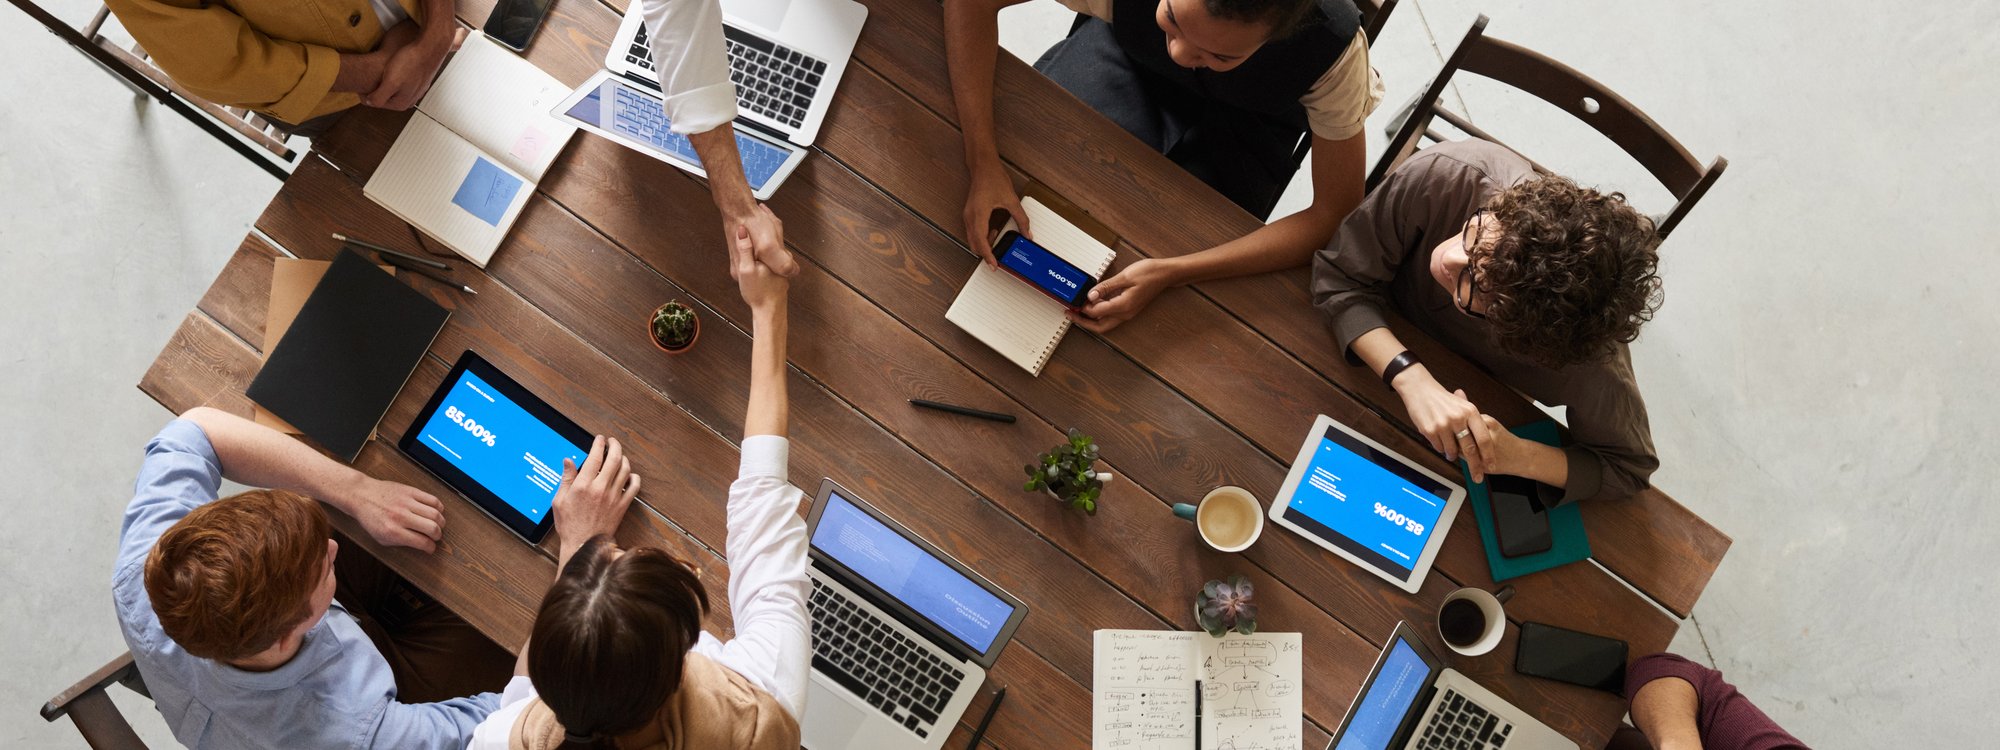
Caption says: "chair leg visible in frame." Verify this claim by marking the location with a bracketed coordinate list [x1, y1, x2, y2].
[61, 691, 149, 750]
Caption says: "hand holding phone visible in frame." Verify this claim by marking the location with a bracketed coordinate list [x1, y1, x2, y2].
[993, 230, 1096, 309]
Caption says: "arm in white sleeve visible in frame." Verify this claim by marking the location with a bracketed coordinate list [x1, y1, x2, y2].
[699, 435, 812, 721]
[638, 0, 739, 134]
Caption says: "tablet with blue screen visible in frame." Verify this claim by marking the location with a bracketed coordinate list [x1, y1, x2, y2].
[1268, 415, 1465, 593]
[553, 71, 807, 200]
[398, 351, 593, 544]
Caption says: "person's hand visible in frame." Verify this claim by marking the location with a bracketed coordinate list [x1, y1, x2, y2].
[724, 204, 798, 278]
[1070, 258, 1175, 333]
[1395, 368, 1486, 466]
[551, 436, 640, 560]
[961, 163, 1028, 265]
[364, 26, 466, 110]
[344, 477, 446, 553]
[732, 225, 791, 314]
[1462, 414, 1530, 484]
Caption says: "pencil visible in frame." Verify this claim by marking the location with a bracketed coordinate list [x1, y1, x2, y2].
[333, 232, 451, 270]
[1194, 680, 1202, 749]
[965, 686, 1005, 749]
[909, 399, 1017, 424]
[382, 255, 477, 295]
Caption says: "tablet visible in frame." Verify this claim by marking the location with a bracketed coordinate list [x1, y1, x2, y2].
[552, 71, 807, 200]
[398, 351, 592, 544]
[1268, 415, 1465, 593]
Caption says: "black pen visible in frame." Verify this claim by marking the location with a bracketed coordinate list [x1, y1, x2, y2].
[1193, 680, 1202, 750]
[965, 686, 1005, 749]
[909, 398, 1016, 423]
[382, 255, 477, 295]
[333, 232, 451, 270]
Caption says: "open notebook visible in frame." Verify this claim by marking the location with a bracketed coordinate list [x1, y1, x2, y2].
[945, 196, 1117, 375]
[364, 36, 578, 267]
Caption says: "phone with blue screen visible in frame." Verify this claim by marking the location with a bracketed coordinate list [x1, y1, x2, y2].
[994, 230, 1096, 309]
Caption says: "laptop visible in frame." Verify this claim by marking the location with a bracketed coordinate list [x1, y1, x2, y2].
[1328, 622, 1578, 750]
[802, 479, 1029, 749]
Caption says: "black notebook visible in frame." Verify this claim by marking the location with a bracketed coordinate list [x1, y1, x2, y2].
[247, 249, 451, 462]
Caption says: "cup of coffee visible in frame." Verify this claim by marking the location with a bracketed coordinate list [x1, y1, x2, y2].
[1437, 585, 1514, 657]
[1172, 486, 1265, 553]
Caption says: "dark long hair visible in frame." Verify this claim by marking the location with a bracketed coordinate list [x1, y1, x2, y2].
[528, 537, 710, 749]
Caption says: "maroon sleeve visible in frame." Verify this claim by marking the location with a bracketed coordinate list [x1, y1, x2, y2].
[1624, 654, 1812, 750]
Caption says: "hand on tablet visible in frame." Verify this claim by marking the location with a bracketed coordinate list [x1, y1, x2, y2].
[347, 477, 446, 554]
[552, 435, 641, 563]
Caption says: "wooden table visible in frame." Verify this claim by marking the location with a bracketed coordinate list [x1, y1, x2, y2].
[138, 0, 1731, 745]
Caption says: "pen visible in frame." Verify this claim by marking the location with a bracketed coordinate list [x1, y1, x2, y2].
[964, 686, 1005, 749]
[909, 398, 1016, 423]
[382, 255, 477, 295]
[333, 232, 451, 270]
[1193, 679, 1202, 750]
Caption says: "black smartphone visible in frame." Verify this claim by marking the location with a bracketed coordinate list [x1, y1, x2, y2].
[1489, 475, 1552, 557]
[993, 230, 1097, 309]
[1515, 621, 1628, 693]
[482, 0, 554, 52]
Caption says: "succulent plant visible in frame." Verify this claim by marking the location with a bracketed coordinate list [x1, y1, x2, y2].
[1196, 574, 1258, 636]
[651, 301, 699, 349]
[1023, 428, 1104, 515]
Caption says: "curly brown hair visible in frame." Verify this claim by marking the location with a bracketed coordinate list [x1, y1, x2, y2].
[1472, 176, 1663, 368]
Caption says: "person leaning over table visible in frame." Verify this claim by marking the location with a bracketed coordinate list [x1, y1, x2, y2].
[944, 0, 1383, 333]
[114, 406, 515, 749]
[103, 0, 463, 135]
[1614, 653, 1811, 750]
[1311, 139, 1664, 506]
[466, 231, 806, 750]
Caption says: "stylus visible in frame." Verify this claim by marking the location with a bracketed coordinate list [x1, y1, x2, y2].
[964, 686, 1005, 750]
[1194, 679, 1203, 749]
[381, 255, 478, 295]
[909, 399, 1016, 424]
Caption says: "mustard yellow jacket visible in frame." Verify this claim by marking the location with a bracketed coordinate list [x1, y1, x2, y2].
[105, 0, 426, 123]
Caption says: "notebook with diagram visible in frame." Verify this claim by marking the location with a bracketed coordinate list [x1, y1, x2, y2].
[945, 195, 1117, 375]
[364, 35, 577, 267]
[1092, 629, 1304, 750]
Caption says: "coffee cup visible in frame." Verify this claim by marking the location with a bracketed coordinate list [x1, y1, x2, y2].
[1171, 486, 1265, 553]
[1437, 585, 1514, 657]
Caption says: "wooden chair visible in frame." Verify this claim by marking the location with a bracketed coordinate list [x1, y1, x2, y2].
[1368, 15, 1726, 239]
[39, 652, 153, 750]
[8, 0, 299, 181]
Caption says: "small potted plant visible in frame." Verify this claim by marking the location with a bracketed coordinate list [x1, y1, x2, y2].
[649, 301, 700, 354]
[1196, 574, 1257, 636]
[1023, 428, 1114, 515]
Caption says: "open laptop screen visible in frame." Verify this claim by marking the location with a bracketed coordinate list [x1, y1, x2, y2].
[812, 490, 1018, 656]
[1335, 636, 1435, 750]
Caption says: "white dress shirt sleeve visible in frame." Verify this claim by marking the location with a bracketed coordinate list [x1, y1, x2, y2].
[638, 0, 740, 134]
[464, 676, 539, 750]
[689, 434, 812, 722]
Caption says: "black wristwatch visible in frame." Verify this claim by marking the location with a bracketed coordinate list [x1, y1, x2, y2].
[1381, 350, 1422, 388]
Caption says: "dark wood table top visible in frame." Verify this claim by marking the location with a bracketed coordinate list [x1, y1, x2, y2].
[138, 0, 1730, 745]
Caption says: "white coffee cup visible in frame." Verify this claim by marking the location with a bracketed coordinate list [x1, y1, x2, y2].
[1438, 586, 1514, 657]
[1172, 486, 1265, 553]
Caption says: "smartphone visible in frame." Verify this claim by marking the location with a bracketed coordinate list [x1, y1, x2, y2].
[482, 0, 553, 52]
[1515, 621, 1628, 693]
[1489, 475, 1552, 557]
[993, 230, 1096, 309]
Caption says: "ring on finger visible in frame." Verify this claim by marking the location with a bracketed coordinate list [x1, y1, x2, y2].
[1454, 428, 1471, 441]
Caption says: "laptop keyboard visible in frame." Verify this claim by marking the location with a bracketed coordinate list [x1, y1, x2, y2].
[810, 578, 965, 740]
[626, 22, 827, 130]
[1416, 689, 1513, 749]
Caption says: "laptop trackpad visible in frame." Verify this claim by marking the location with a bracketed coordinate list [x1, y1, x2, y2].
[723, 0, 791, 34]
[802, 680, 876, 749]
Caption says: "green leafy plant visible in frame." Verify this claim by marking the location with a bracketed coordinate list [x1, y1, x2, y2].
[650, 301, 699, 350]
[1023, 428, 1105, 514]
[1196, 574, 1258, 636]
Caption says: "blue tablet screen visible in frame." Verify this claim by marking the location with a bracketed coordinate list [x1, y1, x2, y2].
[413, 369, 585, 523]
[1283, 428, 1454, 579]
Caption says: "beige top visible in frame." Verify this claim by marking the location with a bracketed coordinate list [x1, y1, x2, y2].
[1052, 0, 1384, 141]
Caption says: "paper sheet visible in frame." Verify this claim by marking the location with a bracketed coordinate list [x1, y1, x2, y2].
[1094, 630, 1303, 750]
[417, 35, 577, 180]
[365, 113, 529, 266]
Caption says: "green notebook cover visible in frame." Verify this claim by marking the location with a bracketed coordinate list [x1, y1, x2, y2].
[1460, 420, 1590, 581]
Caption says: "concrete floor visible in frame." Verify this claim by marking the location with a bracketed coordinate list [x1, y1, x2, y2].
[2, 0, 1990, 746]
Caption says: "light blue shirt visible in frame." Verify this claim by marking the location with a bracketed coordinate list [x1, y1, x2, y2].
[112, 419, 498, 749]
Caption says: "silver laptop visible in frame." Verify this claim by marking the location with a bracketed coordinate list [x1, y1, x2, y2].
[802, 479, 1028, 749]
[1328, 622, 1578, 750]
[606, 0, 866, 146]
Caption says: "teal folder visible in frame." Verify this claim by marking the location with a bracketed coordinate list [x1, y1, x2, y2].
[1460, 420, 1591, 581]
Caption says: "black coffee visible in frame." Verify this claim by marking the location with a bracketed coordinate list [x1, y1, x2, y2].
[1439, 599, 1487, 646]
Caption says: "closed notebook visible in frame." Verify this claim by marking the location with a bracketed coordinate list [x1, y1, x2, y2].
[254, 258, 395, 434]
[246, 250, 450, 462]
[364, 35, 577, 267]
[945, 196, 1117, 375]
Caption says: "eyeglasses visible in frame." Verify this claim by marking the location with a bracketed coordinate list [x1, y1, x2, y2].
[1454, 210, 1490, 319]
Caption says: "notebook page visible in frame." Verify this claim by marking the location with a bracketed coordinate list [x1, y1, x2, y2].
[945, 263, 1071, 374]
[1197, 632, 1303, 750]
[1018, 196, 1116, 275]
[363, 113, 528, 267]
[417, 35, 578, 180]
[1093, 630, 1197, 750]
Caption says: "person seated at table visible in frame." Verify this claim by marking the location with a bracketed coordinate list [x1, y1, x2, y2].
[114, 406, 513, 749]
[944, 0, 1383, 333]
[104, 0, 461, 135]
[636, 0, 800, 280]
[1311, 139, 1663, 506]
[1615, 653, 1811, 750]
[466, 236, 806, 750]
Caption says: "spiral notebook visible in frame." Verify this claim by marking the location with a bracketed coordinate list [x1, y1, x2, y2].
[945, 196, 1117, 375]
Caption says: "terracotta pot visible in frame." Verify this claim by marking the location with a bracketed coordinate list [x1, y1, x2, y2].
[648, 303, 701, 354]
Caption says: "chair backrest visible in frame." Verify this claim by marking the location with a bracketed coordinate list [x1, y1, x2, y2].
[1367, 15, 1726, 239]
[41, 652, 152, 750]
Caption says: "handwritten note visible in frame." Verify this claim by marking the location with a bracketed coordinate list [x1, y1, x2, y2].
[450, 156, 523, 227]
[1094, 630, 1303, 750]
